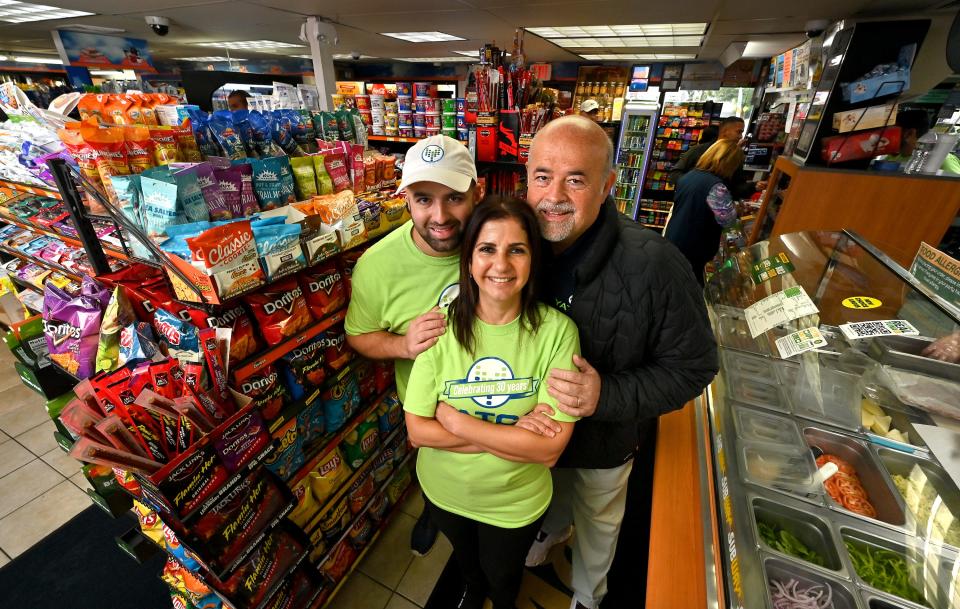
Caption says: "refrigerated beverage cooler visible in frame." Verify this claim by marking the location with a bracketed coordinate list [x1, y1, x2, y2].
[613, 103, 658, 220]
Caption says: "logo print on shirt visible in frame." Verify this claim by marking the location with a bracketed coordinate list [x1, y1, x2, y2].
[443, 357, 539, 408]
[437, 283, 459, 309]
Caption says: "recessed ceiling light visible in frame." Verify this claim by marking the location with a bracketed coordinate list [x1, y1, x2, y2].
[380, 31, 465, 43]
[527, 23, 707, 38]
[196, 40, 303, 50]
[579, 53, 697, 60]
[12, 55, 63, 64]
[173, 56, 247, 62]
[0, 1, 93, 23]
[394, 56, 475, 63]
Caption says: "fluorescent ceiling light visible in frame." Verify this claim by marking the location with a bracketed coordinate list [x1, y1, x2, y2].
[12, 55, 63, 64]
[394, 56, 475, 63]
[579, 53, 696, 60]
[331, 54, 377, 60]
[452, 50, 479, 56]
[0, 1, 93, 23]
[196, 40, 303, 49]
[743, 39, 801, 58]
[380, 31, 465, 43]
[527, 23, 707, 38]
[60, 24, 124, 33]
[552, 35, 702, 48]
[174, 56, 247, 62]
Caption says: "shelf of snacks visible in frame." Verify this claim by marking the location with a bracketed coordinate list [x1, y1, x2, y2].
[643, 101, 722, 197]
[333, 80, 467, 142]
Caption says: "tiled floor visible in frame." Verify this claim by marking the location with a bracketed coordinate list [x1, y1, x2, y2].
[0, 341, 451, 607]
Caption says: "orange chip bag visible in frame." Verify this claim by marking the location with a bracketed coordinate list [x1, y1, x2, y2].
[242, 276, 313, 346]
[121, 94, 144, 125]
[123, 125, 155, 174]
[133, 93, 159, 126]
[103, 95, 133, 126]
[148, 126, 180, 165]
[80, 119, 130, 202]
[311, 191, 356, 224]
[77, 94, 107, 122]
[58, 126, 103, 194]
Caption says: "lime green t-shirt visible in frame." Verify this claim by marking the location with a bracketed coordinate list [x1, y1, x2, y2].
[403, 304, 580, 528]
[345, 221, 461, 401]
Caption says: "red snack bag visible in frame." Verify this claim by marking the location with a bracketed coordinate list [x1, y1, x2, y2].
[95, 414, 151, 457]
[338, 249, 364, 297]
[298, 260, 347, 320]
[319, 323, 354, 373]
[350, 144, 365, 192]
[58, 126, 106, 212]
[150, 360, 179, 400]
[323, 153, 351, 193]
[199, 327, 230, 405]
[237, 364, 288, 421]
[69, 437, 161, 474]
[205, 304, 261, 363]
[242, 277, 313, 346]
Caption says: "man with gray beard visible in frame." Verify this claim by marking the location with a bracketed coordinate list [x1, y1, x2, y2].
[517, 116, 718, 609]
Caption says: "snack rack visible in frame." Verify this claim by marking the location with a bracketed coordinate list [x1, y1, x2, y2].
[10, 158, 419, 609]
[640, 101, 722, 232]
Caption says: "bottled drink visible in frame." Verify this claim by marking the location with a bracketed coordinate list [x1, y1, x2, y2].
[904, 131, 937, 174]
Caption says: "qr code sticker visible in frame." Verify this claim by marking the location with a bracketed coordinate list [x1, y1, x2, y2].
[849, 321, 888, 337]
[885, 320, 913, 334]
[840, 319, 919, 340]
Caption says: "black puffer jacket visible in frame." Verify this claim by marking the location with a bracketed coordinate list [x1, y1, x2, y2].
[556, 200, 719, 469]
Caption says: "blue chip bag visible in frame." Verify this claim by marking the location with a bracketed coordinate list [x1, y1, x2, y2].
[377, 393, 402, 438]
[252, 223, 304, 281]
[140, 173, 185, 240]
[263, 418, 305, 482]
[280, 335, 326, 400]
[248, 111, 283, 157]
[185, 109, 221, 159]
[209, 113, 247, 160]
[269, 111, 304, 157]
[296, 397, 325, 454]
[119, 321, 158, 367]
[153, 308, 201, 363]
[322, 369, 360, 433]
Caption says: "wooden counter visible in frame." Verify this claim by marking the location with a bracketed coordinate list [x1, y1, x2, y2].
[646, 399, 722, 608]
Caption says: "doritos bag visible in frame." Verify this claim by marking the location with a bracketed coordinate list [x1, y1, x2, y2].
[242, 277, 313, 346]
[43, 283, 103, 379]
[238, 364, 288, 421]
[298, 260, 347, 320]
[205, 304, 261, 363]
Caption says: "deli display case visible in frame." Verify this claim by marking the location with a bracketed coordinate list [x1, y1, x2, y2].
[657, 229, 960, 609]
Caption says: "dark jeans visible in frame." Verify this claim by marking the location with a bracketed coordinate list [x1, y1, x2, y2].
[426, 496, 544, 609]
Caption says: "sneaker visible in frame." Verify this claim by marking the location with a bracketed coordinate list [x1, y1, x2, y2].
[410, 509, 439, 557]
[456, 586, 486, 609]
[524, 525, 574, 567]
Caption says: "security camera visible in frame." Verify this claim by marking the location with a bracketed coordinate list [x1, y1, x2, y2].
[805, 19, 829, 39]
[146, 16, 170, 37]
[350, 51, 361, 60]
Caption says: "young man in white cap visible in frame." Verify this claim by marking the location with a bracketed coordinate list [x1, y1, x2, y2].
[579, 99, 600, 122]
[346, 134, 479, 558]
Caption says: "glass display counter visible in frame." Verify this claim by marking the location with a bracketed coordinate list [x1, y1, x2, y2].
[701, 230, 960, 609]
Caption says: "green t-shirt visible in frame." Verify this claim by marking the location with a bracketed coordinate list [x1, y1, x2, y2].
[345, 221, 461, 401]
[403, 304, 580, 528]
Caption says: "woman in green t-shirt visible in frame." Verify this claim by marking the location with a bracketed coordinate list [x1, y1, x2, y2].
[404, 197, 580, 609]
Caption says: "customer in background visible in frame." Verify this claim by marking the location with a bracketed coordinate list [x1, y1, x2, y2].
[346, 135, 479, 558]
[664, 139, 745, 285]
[404, 197, 580, 609]
[886, 109, 960, 174]
[580, 99, 600, 122]
[521, 115, 719, 609]
[668, 116, 743, 184]
[227, 90, 250, 111]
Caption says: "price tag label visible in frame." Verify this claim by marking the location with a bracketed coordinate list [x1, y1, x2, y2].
[750, 252, 795, 284]
[775, 327, 828, 358]
[745, 286, 819, 338]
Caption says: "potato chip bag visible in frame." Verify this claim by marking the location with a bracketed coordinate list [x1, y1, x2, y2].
[350, 145, 365, 193]
[367, 492, 389, 523]
[148, 126, 181, 165]
[341, 413, 379, 469]
[104, 95, 133, 126]
[347, 470, 375, 515]
[335, 109, 355, 143]
[323, 154, 351, 193]
[348, 513, 373, 549]
[242, 276, 313, 346]
[77, 94, 106, 122]
[287, 481, 319, 529]
[172, 123, 202, 162]
[81, 120, 130, 202]
[322, 369, 360, 433]
[123, 125, 154, 174]
[280, 335, 325, 400]
[43, 283, 103, 379]
[312, 154, 334, 195]
[320, 539, 356, 583]
[205, 303, 260, 362]
[95, 286, 136, 373]
[308, 447, 350, 505]
[290, 156, 318, 200]
[377, 393, 402, 438]
[209, 113, 246, 160]
[319, 324, 353, 374]
[133, 93, 159, 126]
[58, 127, 106, 211]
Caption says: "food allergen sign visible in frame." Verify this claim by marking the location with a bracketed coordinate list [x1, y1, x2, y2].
[911, 242, 960, 311]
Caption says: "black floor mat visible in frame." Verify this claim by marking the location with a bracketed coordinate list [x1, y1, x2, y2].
[0, 506, 169, 609]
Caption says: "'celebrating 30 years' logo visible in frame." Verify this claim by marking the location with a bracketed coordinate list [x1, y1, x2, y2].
[443, 357, 538, 408]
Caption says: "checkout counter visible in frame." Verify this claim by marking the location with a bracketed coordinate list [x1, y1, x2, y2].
[648, 230, 960, 609]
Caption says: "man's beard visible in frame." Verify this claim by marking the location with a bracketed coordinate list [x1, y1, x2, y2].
[535, 201, 576, 242]
[414, 221, 463, 252]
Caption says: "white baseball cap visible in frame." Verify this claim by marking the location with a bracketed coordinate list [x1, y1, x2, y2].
[398, 135, 477, 194]
[580, 99, 600, 113]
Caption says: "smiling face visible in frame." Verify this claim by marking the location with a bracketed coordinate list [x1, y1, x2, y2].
[406, 181, 477, 256]
[470, 218, 531, 309]
[527, 118, 616, 251]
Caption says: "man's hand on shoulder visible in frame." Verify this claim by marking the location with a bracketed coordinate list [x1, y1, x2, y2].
[547, 355, 601, 418]
[404, 307, 446, 359]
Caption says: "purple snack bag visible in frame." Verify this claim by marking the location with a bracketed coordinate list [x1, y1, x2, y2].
[43, 283, 103, 379]
[177, 163, 231, 221]
[233, 162, 261, 217]
[213, 166, 244, 218]
[81, 276, 111, 308]
[213, 409, 270, 472]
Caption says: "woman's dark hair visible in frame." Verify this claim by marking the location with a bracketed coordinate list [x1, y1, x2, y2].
[449, 196, 542, 355]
